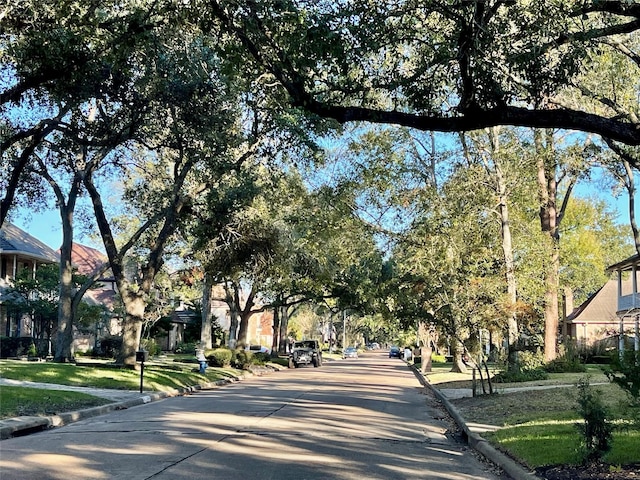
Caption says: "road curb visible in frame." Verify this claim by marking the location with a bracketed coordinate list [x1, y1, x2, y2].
[409, 364, 541, 480]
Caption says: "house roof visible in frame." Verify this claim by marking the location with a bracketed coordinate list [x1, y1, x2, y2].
[171, 309, 199, 324]
[83, 288, 117, 310]
[69, 242, 112, 278]
[566, 279, 630, 323]
[0, 222, 60, 263]
[606, 254, 640, 273]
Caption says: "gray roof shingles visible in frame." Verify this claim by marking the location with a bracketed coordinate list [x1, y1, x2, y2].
[0, 222, 60, 263]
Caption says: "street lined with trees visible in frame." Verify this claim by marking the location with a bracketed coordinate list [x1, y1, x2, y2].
[1, 1, 638, 376]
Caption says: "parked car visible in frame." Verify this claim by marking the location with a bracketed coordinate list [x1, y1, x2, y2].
[389, 346, 401, 358]
[288, 340, 323, 368]
[343, 347, 358, 359]
[246, 345, 271, 354]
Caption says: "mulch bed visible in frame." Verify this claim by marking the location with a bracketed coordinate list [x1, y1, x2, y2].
[536, 462, 640, 479]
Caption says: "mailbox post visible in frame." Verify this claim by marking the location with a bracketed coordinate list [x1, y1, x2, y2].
[136, 350, 149, 393]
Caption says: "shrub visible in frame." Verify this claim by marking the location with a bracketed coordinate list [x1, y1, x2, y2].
[252, 352, 271, 365]
[606, 350, 640, 427]
[174, 342, 197, 354]
[544, 356, 586, 373]
[431, 353, 447, 363]
[492, 368, 549, 383]
[140, 338, 161, 357]
[97, 336, 122, 358]
[232, 349, 252, 369]
[518, 349, 545, 371]
[576, 377, 613, 463]
[605, 350, 640, 401]
[207, 348, 232, 367]
[0, 336, 39, 358]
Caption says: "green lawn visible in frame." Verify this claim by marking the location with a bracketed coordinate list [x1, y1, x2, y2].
[426, 363, 640, 469]
[0, 386, 112, 418]
[0, 357, 260, 419]
[0, 358, 245, 392]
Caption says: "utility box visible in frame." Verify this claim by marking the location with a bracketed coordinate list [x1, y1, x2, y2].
[136, 350, 149, 362]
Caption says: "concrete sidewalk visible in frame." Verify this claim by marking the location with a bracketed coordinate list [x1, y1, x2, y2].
[0, 377, 146, 402]
[437, 382, 601, 400]
[0, 377, 187, 440]
[0, 370, 272, 440]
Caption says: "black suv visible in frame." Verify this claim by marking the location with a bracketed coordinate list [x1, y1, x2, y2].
[288, 340, 323, 368]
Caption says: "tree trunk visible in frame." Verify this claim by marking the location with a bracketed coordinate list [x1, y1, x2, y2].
[236, 286, 256, 348]
[449, 336, 467, 373]
[535, 129, 560, 362]
[271, 303, 280, 356]
[279, 305, 290, 355]
[116, 292, 145, 367]
[200, 272, 213, 349]
[543, 238, 560, 361]
[622, 159, 640, 255]
[417, 320, 432, 373]
[224, 282, 239, 348]
[54, 203, 75, 362]
[55, 249, 74, 362]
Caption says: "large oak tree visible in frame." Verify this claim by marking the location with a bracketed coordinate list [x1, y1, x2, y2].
[204, 1, 640, 146]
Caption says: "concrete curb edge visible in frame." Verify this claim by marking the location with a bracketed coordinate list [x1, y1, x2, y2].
[409, 364, 541, 480]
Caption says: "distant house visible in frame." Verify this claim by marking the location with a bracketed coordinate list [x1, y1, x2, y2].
[0, 222, 60, 339]
[607, 253, 640, 349]
[565, 279, 632, 346]
[566, 254, 640, 349]
[68, 242, 120, 352]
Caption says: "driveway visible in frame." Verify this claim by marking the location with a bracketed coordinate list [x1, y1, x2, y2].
[0, 352, 501, 480]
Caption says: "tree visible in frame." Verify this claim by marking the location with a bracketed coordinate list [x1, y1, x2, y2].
[206, 1, 640, 146]
[459, 127, 538, 369]
[2, 1, 226, 366]
[3, 264, 59, 354]
[560, 197, 635, 305]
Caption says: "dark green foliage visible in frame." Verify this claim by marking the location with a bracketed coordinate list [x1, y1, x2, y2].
[493, 368, 549, 383]
[140, 338, 161, 357]
[207, 348, 232, 367]
[252, 352, 271, 364]
[97, 336, 122, 359]
[0, 337, 47, 358]
[544, 356, 587, 373]
[174, 342, 197, 354]
[231, 349, 252, 369]
[575, 378, 613, 463]
[517, 350, 546, 371]
[183, 321, 202, 345]
[578, 341, 616, 364]
[605, 350, 640, 401]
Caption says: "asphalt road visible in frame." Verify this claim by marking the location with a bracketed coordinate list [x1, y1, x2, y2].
[0, 352, 502, 480]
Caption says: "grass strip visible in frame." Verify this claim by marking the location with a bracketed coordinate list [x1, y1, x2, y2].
[0, 386, 111, 418]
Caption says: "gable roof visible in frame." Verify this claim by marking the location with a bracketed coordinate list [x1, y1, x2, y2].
[69, 242, 112, 278]
[0, 222, 60, 263]
[566, 279, 629, 323]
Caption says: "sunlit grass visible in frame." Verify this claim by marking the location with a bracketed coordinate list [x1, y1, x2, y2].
[486, 420, 640, 468]
[0, 359, 245, 392]
[0, 386, 111, 418]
